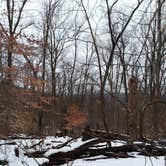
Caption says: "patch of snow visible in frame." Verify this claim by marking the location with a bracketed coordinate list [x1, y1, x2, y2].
[62, 156, 165, 166]
[0, 139, 48, 166]
[112, 140, 127, 147]
[44, 138, 97, 157]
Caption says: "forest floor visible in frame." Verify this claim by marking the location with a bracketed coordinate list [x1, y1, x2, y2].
[0, 135, 165, 166]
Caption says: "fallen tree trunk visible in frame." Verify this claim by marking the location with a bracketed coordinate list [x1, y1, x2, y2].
[44, 138, 166, 166]
[82, 127, 130, 141]
[0, 142, 16, 146]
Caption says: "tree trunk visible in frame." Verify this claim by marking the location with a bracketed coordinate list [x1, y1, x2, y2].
[128, 77, 138, 140]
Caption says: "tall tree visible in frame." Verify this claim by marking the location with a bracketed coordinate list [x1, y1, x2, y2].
[0, 0, 30, 83]
[80, 0, 145, 138]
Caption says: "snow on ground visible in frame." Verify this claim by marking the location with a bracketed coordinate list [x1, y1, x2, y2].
[0, 140, 48, 166]
[0, 136, 165, 166]
[44, 137, 97, 157]
[62, 155, 165, 166]
[112, 140, 127, 147]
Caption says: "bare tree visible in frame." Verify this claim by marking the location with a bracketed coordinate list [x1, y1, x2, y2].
[79, 0, 145, 139]
[0, 0, 32, 83]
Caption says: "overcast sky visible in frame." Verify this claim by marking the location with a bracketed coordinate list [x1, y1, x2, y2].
[21, 0, 148, 34]
[0, 0, 157, 43]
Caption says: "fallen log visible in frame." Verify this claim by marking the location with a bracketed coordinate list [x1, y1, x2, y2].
[44, 139, 166, 165]
[137, 145, 166, 156]
[82, 127, 130, 142]
[25, 150, 47, 158]
[47, 138, 106, 165]
[104, 151, 135, 158]
[54, 138, 74, 149]
[46, 140, 127, 165]
[0, 142, 16, 146]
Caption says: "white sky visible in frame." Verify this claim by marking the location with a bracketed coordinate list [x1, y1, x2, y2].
[0, 0, 155, 37]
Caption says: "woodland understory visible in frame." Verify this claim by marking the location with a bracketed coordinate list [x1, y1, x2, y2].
[0, 0, 166, 165]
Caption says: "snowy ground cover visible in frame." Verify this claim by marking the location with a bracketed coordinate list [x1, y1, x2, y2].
[62, 155, 165, 166]
[0, 135, 165, 166]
